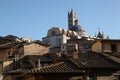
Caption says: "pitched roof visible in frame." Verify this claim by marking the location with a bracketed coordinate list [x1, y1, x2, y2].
[4, 35, 19, 41]
[17, 40, 50, 48]
[3, 52, 120, 77]
[33, 40, 50, 47]
[18, 54, 52, 63]
[102, 39, 120, 42]
[28, 62, 84, 74]
[0, 42, 13, 49]
[3, 69, 27, 75]
[3, 61, 84, 78]
[0, 42, 25, 49]
[0, 37, 12, 45]
[71, 52, 120, 68]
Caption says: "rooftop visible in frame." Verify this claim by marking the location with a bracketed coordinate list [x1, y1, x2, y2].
[71, 52, 120, 69]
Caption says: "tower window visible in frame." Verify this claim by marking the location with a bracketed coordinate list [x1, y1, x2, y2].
[51, 30, 56, 36]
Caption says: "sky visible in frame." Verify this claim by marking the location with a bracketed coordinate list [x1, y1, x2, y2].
[0, 0, 120, 40]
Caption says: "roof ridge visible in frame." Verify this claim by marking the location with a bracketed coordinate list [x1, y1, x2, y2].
[29, 62, 64, 72]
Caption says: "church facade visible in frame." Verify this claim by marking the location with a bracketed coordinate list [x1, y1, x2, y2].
[42, 10, 89, 47]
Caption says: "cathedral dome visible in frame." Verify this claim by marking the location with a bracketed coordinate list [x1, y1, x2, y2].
[69, 25, 87, 37]
[47, 27, 62, 37]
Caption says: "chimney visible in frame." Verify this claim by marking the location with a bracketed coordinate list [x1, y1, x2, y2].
[37, 59, 41, 68]
[72, 51, 78, 59]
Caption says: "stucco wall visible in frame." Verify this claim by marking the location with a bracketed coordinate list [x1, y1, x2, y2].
[43, 35, 70, 47]
[92, 41, 102, 53]
[103, 43, 111, 52]
[92, 40, 120, 53]
[24, 43, 49, 55]
[0, 46, 18, 60]
[103, 41, 120, 53]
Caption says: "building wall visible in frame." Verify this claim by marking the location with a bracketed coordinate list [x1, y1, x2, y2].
[96, 75, 114, 80]
[61, 44, 78, 54]
[85, 74, 115, 80]
[67, 39, 93, 53]
[102, 41, 120, 53]
[49, 47, 61, 54]
[3, 60, 13, 71]
[103, 42, 111, 52]
[43, 35, 70, 47]
[0, 46, 18, 60]
[91, 41, 102, 53]
[0, 45, 18, 78]
[91, 40, 120, 53]
[17, 47, 24, 56]
[0, 50, 8, 60]
[23, 43, 50, 55]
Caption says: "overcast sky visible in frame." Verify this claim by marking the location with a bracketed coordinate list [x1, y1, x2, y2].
[0, 0, 120, 40]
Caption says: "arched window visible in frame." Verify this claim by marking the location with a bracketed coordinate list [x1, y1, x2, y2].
[51, 30, 56, 36]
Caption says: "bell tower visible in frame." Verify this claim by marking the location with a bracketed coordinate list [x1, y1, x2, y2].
[68, 9, 78, 30]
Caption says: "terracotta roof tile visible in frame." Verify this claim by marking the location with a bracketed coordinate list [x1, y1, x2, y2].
[28, 62, 84, 74]
[71, 52, 120, 68]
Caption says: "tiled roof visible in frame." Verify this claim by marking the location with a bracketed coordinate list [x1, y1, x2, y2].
[33, 40, 50, 47]
[0, 35, 17, 45]
[3, 69, 27, 74]
[27, 61, 84, 74]
[3, 52, 120, 77]
[0, 42, 25, 49]
[4, 35, 19, 39]
[71, 52, 120, 68]
[3, 61, 84, 77]
[0, 42, 15, 49]
[18, 54, 52, 62]
[19, 40, 50, 47]
[11, 54, 53, 69]
[102, 39, 120, 42]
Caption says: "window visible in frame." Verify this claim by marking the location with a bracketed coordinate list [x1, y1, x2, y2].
[111, 44, 117, 52]
[8, 51, 12, 58]
[51, 30, 56, 36]
[58, 39, 61, 46]
[8, 51, 14, 59]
